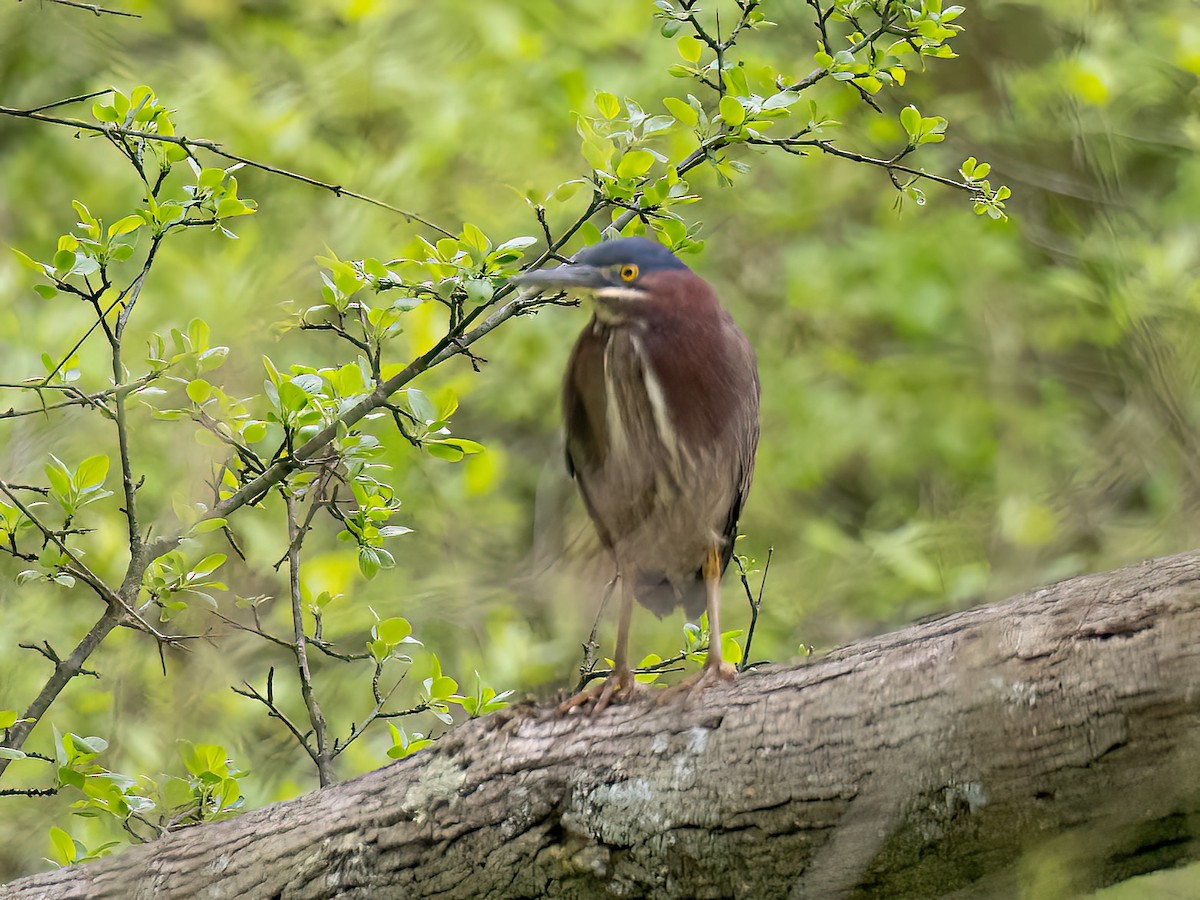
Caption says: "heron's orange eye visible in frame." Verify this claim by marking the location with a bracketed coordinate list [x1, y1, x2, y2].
[620, 264, 639, 282]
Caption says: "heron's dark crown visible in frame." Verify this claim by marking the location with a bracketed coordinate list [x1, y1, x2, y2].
[573, 237, 688, 273]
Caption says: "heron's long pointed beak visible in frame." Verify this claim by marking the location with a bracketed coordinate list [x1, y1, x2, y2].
[510, 263, 606, 293]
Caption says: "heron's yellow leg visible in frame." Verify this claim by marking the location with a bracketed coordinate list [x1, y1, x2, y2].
[559, 574, 638, 714]
[702, 542, 736, 680]
[656, 543, 736, 706]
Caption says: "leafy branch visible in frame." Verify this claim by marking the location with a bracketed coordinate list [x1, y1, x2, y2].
[1, 0, 1002, 841]
[0, 95, 454, 238]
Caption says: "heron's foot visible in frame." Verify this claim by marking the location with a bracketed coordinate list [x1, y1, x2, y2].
[558, 666, 638, 715]
[657, 658, 736, 705]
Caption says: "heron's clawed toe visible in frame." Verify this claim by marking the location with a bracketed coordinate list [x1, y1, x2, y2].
[558, 667, 639, 715]
[657, 659, 737, 705]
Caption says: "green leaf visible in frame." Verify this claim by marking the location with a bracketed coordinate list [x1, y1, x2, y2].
[52, 249, 75, 273]
[161, 776, 194, 809]
[73, 455, 109, 491]
[434, 438, 484, 456]
[190, 554, 227, 578]
[616, 150, 655, 179]
[407, 388, 437, 424]
[358, 547, 381, 579]
[198, 168, 225, 192]
[578, 222, 603, 246]
[677, 35, 702, 63]
[375, 616, 412, 646]
[107, 215, 145, 239]
[71, 200, 97, 229]
[663, 97, 698, 126]
[900, 104, 921, 138]
[0, 709, 18, 728]
[49, 826, 77, 866]
[216, 197, 255, 218]
[425, 443, 465, 462]
[386, 722, 433, 759]
[378, 525, 414, 538]
[762, 91, 800, 111]
[241, 421, 267, 443]
[72, 733, 108, 754]
[641, 115, 674, 136]
[719, 95, 745, 128]
[721, 631, 743, 664]
[494, 236, 537, 254]
[185, 379, 213, 403]
[635, 653, 663, 684]
[460, 222, 491, 256]
[68, 254, 99, 277]
[594, 91, 620, 119]
[464, 277, 493, 306]
[188, 318, 210, 353]
[12, 249, 47, 273]
[723, 63, 750, 97]
[188, 517, 227, 535]
[44, 455, 73, 499]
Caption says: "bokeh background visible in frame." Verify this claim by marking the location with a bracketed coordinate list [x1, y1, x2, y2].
[1, 0, 1198, 892]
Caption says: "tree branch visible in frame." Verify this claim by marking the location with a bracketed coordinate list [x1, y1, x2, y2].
[0, 103, 453, 237]
[18, 0, 140, 18]
[283, 492, 333, 786]
[6, 550, 1199, 897]
[0, 609, 121, 781]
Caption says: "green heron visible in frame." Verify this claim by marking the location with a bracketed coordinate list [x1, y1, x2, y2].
[513, 237, 760, 709]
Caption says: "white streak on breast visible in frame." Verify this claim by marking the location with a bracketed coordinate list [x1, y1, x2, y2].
[631, 333, 683, 476]
[603, 339, 629, 457]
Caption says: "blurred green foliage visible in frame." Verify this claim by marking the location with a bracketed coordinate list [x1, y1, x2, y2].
[1, 0, 1198, 890]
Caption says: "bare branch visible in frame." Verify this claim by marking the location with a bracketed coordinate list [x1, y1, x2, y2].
[231, 669, 318, 767]
[284, 492, 333, 786]
[20, 0, 140, 18]
[0, 374, 158, 421]
[735, 546, 772, 671]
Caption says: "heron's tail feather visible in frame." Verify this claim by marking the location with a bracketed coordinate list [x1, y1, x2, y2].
[634, 572, 706, 620]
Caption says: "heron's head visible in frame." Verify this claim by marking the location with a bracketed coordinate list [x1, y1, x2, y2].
[511, 237, 692, 323]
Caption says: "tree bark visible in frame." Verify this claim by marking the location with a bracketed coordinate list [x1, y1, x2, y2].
[7, 550, 1200, 899]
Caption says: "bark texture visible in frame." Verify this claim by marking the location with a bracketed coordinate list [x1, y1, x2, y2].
[7, 551, 1200, 899]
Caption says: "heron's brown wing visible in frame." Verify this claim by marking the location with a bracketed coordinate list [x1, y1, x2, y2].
[563, 320, 607, 476]
[563, 320, 617, 548]
[718, 326, 761, 576]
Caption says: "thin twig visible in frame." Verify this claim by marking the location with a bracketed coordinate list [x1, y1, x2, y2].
[333, 675, 424, 758]
[27, 0, 140, 17]
[736, 547, 772, 671]
[752, 137, 983, 195]
[577, 574, 618, 689]
[232, 668, 318, 766]
[0, 374, 157, 421]
[0, 609, 121, 780]
[285, 492, 333, 786]
[0, 480, 172, 643]
[0, 104, 454, 237]
[19, 641, 100, 677]
[0, 787, 59, 797]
